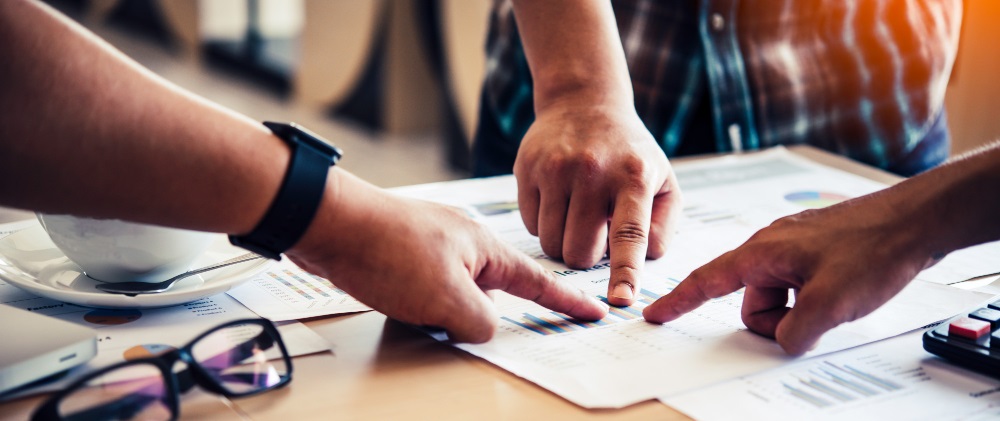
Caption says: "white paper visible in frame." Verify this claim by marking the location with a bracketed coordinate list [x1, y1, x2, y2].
[662, 330, 1000, 421]
[227, 259, 370, 321]
[0, 274, 330, 397]
[401, 148, 996, 408]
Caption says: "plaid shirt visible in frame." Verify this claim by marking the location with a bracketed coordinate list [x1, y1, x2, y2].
[475, 0, 961, 177]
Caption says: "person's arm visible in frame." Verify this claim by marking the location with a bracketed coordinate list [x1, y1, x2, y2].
[0, 0, 607, 342]
[510, 0, 682, 307]
[644, 142, 1000, 354]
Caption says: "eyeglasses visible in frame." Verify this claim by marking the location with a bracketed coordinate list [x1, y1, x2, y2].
[32, 318, 292, 421]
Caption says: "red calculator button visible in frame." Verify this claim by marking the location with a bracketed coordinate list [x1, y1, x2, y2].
[949, 317, 991, 339]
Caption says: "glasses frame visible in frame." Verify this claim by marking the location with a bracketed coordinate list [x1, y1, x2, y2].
[31, 318, 293, 421]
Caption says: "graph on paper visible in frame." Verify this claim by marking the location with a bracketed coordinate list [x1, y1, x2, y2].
[662, 331, 1000, 421]
[772, 359, 907, 409]
[264, 268, 352, 302]
[502, 286, 682, 336]
[227, 260, 370, 321]
[396, 148, 1000, 409]
[502, 288, 666, 335]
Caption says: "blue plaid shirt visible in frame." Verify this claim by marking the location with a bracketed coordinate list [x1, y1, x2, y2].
[473, 0, 961, 177]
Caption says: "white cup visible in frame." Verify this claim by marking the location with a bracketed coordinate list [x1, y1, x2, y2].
[36, 214, 215, 283]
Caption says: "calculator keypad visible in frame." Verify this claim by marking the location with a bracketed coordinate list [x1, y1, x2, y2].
[924, 306, 1000, 378]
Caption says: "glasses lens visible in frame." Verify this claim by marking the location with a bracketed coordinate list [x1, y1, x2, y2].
[191, 322, 289, 395]
[57, 362, 172, 421]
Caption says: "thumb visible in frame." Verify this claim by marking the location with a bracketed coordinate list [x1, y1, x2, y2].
[440, 280, 499, 343]
[774, 280, 848, 355]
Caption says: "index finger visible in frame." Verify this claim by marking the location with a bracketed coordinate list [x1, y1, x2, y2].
[643, 250, 746, 323]
[605, 190, 655, 306]
[479, 241, 609, 321]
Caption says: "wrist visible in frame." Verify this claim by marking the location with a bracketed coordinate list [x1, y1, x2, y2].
[229, 122, 341, 259]
[532, 75, 634, 116]
[285, 168, 346, 260]
[533, 94, 638, 123]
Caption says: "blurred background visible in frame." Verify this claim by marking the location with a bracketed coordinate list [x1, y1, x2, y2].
[42, 0, 1000, 189]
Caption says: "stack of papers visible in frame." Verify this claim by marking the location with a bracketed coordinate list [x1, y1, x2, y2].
[394, 148, 1000, 408]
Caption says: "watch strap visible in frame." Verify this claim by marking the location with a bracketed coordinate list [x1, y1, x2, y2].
[229, 122, 341, 260]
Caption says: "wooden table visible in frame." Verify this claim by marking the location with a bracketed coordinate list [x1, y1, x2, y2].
[0, 146, 902, 420]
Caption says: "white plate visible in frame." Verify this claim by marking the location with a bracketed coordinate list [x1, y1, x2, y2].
[0, 224, 273, 309]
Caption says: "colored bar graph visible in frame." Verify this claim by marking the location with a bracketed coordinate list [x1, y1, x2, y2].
[269, 272, 313, 300]
[267, 268, 353, 302]
[637, 288, 662, 304]
[552, 312, 607, 328]
[501, 316, 547, 335]
[524, 313, 572, 334]
[502, 309, 619, 336]
[503, 289, 674, 336]
[285, 270, 331, 298]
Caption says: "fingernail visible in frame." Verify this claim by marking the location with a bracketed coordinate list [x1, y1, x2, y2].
[611, 283, 634, 300]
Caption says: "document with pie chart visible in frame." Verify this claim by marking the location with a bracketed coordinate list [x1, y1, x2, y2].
[393, 148, 1000, 409]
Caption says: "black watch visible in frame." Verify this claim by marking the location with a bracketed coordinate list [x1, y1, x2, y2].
[229, 122, 343, 260]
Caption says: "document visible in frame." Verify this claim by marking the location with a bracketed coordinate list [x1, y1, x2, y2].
[0, 275, 330, 397]
[396, 148, 997, 408]
[661, 330, 1000, 420]
[227, 259, 371, 321]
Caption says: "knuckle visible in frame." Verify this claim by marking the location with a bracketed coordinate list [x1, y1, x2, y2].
[619, 156, 652, 188]
[549, 154, 574, 176]
[611, 220, 648, 246]
[611, 258, 642, 274]
[570, 151, 604, 179]
[563, 248, 599, 269]
[684, 271, 714, 300]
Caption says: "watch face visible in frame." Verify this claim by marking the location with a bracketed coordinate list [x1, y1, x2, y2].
[264, 121, 343, 163]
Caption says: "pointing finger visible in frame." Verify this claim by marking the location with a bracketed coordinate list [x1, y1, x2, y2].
[606, 189, 654, 306]
[643, 250, 746, 323]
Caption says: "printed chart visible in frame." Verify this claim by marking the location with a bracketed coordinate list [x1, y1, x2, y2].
[407, 149, 996, 408]
[770, 358, 907, 409]
[663, 331, 1000, 420]
[784, 191, 850, 208]
[227, 260, 370, 321]
[502, 288, 666, 336]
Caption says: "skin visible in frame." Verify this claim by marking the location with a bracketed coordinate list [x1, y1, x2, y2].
[0, 0, 607, 343]
[510, 0, 682, 307]
[644, 142, 1000, 355]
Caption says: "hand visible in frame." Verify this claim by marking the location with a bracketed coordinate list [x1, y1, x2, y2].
[287, 170, 608, 343]
[643, 194, 937, 355]
[514, 104, 682, 306]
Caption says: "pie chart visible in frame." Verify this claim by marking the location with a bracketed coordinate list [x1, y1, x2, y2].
[83, 309, 142, 325]
[784, 191, 850, 208]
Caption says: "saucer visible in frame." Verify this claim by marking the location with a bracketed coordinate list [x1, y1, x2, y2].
[0, 224, 273, 309]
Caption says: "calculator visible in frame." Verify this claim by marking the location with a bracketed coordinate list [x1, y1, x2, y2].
[923, 300, 1000, 377]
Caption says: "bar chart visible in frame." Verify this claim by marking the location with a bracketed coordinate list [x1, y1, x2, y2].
[227, 261, 371, 321]
[266, 269, 351, 301]
[778, 360, 905, 409]
[501, 287, 671, 336]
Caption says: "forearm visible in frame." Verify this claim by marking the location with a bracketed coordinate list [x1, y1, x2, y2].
[0, 0, 284, 235]
[511, 0, 633, 112]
